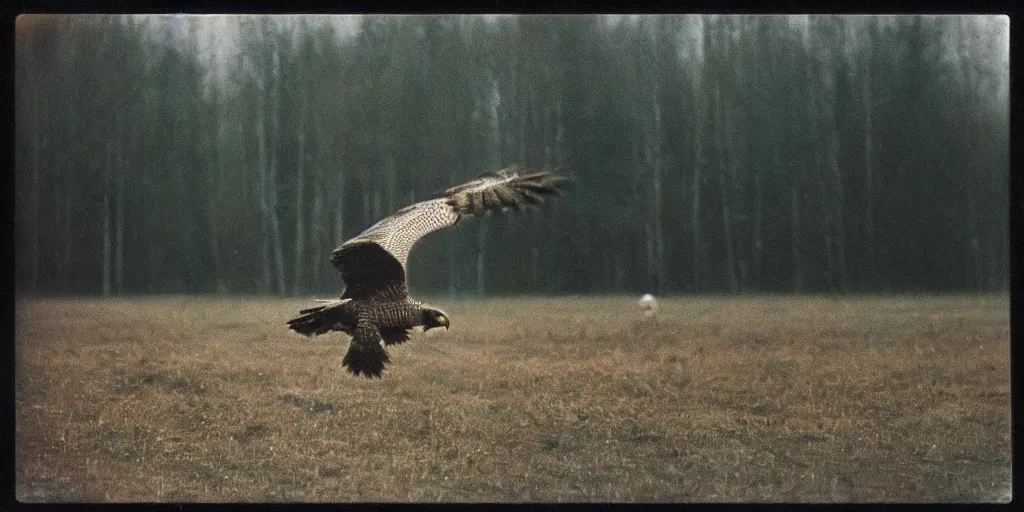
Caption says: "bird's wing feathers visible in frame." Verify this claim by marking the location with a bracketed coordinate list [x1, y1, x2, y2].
[444, 169, 568, 216]
[334, 197, 460, 275]
[330, 168, 568, 297]
[331, 240, 408, 301]
[380, 328, 412, 345]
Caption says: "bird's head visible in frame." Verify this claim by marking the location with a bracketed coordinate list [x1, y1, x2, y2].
[422, 307, 450, 331]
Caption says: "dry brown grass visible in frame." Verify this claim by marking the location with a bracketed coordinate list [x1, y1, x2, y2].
[15, 295, 1010, 503]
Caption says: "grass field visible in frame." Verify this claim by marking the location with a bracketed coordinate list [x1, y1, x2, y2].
[14, 295, 1011, 503]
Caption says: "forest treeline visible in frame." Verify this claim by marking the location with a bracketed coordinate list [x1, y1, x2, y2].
[14, 14, 1009, 296]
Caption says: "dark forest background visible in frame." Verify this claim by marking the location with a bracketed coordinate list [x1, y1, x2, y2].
[14, 14, 1009, 296]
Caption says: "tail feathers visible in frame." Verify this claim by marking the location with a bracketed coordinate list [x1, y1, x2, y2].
[342, 342, 390, 378]
[287, 299, 349, 337]
[287, 311, 333, 337]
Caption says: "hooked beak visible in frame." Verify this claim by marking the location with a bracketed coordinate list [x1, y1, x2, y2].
[426, 317, 450, 331]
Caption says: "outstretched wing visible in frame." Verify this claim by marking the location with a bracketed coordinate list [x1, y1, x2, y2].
[381, 328, 412, 345]
[332, 240, 408, 301]
[330, 168, 569, 299]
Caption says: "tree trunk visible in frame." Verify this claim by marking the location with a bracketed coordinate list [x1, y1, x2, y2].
[862, 58, 876, 291]
[691, 135, 703, 293]
[447, 162, 458, 297]
[447, 230, 459, 298]
[331, 175, 344, 295]
[715, 86, 739, 293]
[651, 91, 665, 294]
[373, 190, 383, 226]
[804, 27, 822, 294]
[829, 125, 848, 292]
[644, 221, 656, 292]
[309, 175, 323, 293]
[476, 221, 487, 295]
[256, 112, 272, 294]
[383, 153, 396, 213]
[720, 172, 739, 294]
[634, 108, 655, 292]
[58, 104, 74, 292]
[362, 186, 372, 224]
[292, 133, 306, 295]
[517, 63, 527, 164]
[554, 99, 565, 167]
[253, 42, 287, 296]
[791, 186, 804, 292]
[102, 190, 112, 296]
[268, 213, 286, 295]
[968, 197, 982, 289]
[543, 104, 552, 165]
[102, 144, 112, 296]
[752, 172, 764, 291]
[690, 52, 704, 293]
[268, 48, 286, 295]
[62, 175, 72, 293]
[531, 247, 540, 291]
[115, 137, 125, 293]
[334, 168, 345, 247]
[819, 177, 834, 293]
[956, 17, 986, 292]
[207, 125, 224, 294]
[145, 153, 157, 293]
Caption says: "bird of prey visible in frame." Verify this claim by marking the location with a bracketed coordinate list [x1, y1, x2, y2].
[287, 168, 569, 378]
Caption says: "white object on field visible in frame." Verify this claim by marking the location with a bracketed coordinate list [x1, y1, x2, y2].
[638, 293, 659, 319]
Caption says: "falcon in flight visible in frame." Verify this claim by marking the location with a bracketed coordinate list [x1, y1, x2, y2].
[287, 168, 569, 378]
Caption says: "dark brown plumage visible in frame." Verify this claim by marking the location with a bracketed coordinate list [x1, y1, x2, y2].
[287, 167, 569, 378]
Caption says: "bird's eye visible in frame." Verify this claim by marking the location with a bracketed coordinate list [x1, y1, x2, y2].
[436, 314, 447, 323]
